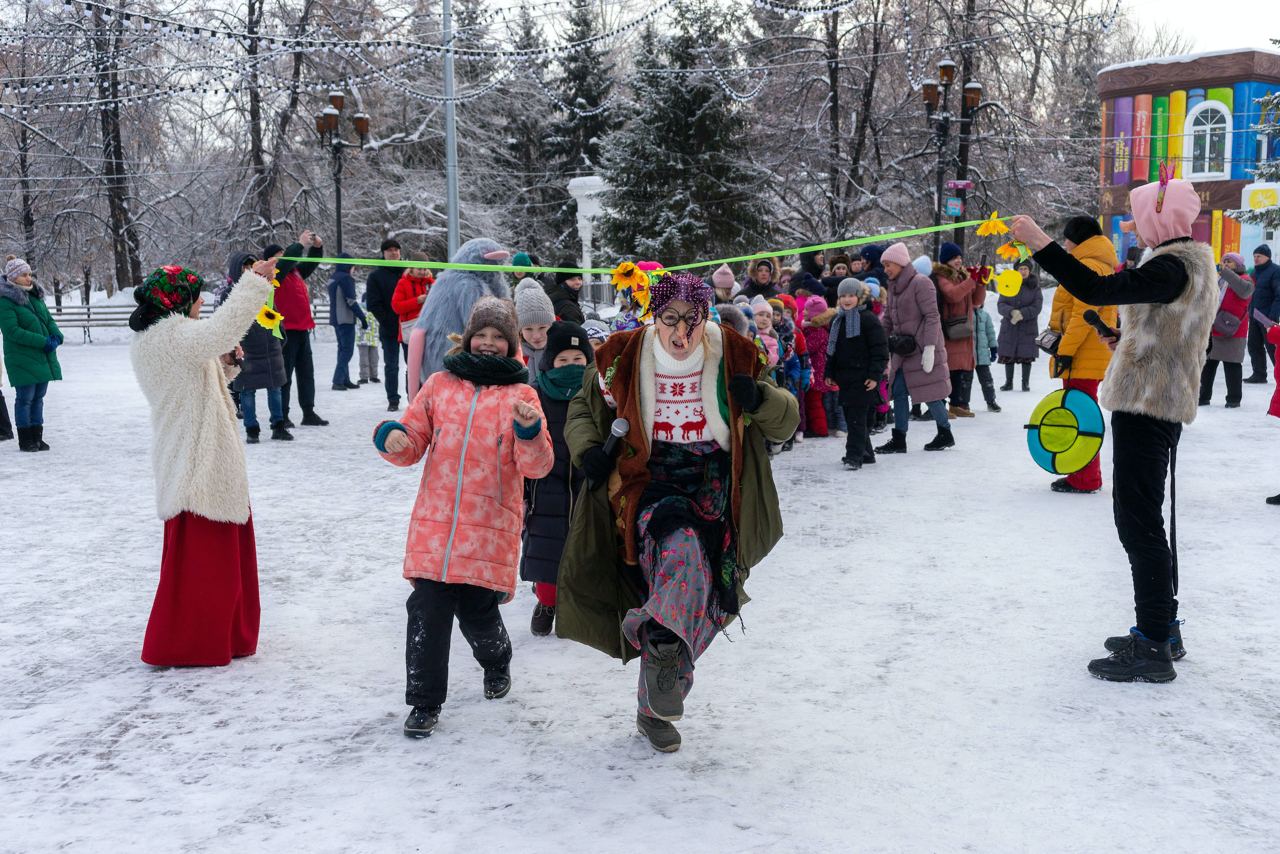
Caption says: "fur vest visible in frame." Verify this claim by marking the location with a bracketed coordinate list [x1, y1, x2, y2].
[131, 272, 273, 523]
[1100, 240, 1218, 425]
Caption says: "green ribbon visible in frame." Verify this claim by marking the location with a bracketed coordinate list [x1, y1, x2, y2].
[280, 217, 1003, 277]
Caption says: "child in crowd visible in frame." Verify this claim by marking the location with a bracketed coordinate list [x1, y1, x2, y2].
[514, 279, 555, 384]
[582, 319, 610, 351]
[772, 296, 809, 446]
[519, 321, 592, 636]
[973, 301, 1001, 412]
[374, 297, 554, 738]
[802, 296, 842, 438]
[357, 305, 381, 385]
[750, 296, 780, 368]
[824, 279, 888, 471]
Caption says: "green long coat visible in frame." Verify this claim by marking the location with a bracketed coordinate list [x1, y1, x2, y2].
[557, 324, 799, 662]
[0, 286, 63, 387]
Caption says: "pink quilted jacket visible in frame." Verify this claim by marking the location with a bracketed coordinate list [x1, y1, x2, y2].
[377, 370, 554, 595]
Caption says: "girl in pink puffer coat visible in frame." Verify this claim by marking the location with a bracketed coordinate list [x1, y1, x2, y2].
[373, 297, 553, 738]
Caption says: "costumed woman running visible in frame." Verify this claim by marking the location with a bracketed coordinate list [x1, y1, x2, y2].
[557, 271, 799, 752]
[130, 258, 277, 666]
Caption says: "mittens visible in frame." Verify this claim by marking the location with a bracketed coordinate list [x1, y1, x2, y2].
[921, 345, 936, 374]
[728, 373, 763, 413]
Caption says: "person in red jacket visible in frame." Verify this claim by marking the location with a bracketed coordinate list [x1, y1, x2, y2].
[391, 254, 434, 343]
[265, 230, 328, 427]
[1199, 253, 1253, 408]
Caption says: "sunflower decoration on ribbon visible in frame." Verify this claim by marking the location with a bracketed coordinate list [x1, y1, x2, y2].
[976, 211, 1010, 237]
[257, 304, 284, 332]
[996, 241, 1032, 263]
[611, 260, 658, 320]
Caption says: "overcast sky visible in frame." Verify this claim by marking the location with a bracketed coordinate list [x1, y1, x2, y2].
[1121, 0, 1277, 52]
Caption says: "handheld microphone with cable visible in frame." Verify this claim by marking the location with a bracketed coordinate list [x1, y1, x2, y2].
[1083, 309, 1118, 340]
[588, 418, 630, 490]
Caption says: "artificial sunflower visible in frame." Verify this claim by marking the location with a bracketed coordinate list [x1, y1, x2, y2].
[996, 241, 1029, 262]
[976, 211, 1010, 237]
[257, 305, 283, 330]
[611, 261, 646, 291]
[271, 278, 281, 289]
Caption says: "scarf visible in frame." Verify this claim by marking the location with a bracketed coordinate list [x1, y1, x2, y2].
[534, 363, 586, 401]
[0, 278, 30, 306]
[827, 308, 861, 354]
[443, 352, 529, 386]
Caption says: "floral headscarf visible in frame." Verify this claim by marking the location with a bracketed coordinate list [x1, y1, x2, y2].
[130, 265, 206, 332]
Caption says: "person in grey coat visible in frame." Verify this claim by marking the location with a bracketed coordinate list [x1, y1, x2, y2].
[997, 260, 1043, 391]
[217, 252, 291, 443]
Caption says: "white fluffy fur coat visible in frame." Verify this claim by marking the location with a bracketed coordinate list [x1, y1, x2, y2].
[1100, 240, 1218, 425]
[130, 271, 273, 523]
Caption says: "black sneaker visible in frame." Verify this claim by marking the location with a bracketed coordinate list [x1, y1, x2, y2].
[1051, 478, 1097, 494]
[636, 713, 681, 753]
[1088, 634, 1176, 682]
[344, 381, 360, 390]
[922, 426, 955, 451]
[987, 402, 1002, 413]
[1105, 624, 1185, 661]
[403, 705, 440, 738]
[999, 382, 1013, 391]
[300, 411, 329, 426]
[1268, 493, 1280, 506]
[357, 379, 368, 384]
[270, 422, 294, 441]
[875, 429, 907, 455]
[842, 457, 862, 471]
[282, 417, 296, 429]
[642, 635, 684, 722]
[387, 400, 400, 413]
[530, 604, 555, 637]
[1225, 401, 1241, 408]
[245, 426, 260, 444]
[483, 664, 512, 700]
[1244, 375, 1269, 384]
[331, 384, 348, 391]
[370, 377, 381, 383]
[862, 451, 876, 465]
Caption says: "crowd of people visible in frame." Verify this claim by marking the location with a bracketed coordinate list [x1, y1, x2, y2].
[7, 171, 1280, 753]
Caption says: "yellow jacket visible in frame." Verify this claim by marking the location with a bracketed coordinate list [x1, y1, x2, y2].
[1049, 235, 1119, 381]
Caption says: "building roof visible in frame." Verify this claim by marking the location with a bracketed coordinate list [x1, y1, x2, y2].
[1098, 48, 1280, 98]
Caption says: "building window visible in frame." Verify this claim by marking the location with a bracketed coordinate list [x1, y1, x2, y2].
[1185, 101, 1231, 179]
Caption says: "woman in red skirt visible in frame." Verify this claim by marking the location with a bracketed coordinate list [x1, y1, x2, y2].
[129, 257, 277, 666]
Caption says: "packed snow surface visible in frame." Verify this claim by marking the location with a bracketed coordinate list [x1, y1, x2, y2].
[2, 336, 1279, 853]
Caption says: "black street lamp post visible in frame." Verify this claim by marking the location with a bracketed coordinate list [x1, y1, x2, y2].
[314, 91, 369, 255]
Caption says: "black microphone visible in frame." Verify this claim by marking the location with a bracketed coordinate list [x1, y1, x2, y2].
[588, 418, 630, 490]
[1083, 309, 1118, 340]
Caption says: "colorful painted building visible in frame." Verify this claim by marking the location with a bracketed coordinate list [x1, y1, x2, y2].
[1097, 48, 1280, 260]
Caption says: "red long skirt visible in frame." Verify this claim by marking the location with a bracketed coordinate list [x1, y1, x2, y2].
[141, 511, 260, 666]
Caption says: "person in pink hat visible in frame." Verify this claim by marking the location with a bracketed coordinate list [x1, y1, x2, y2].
[1011, 175, 1219, 684]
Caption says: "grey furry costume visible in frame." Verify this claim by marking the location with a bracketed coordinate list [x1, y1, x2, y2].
[413, 237, 511, 381]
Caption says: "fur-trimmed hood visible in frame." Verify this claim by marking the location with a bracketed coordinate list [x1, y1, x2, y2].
[805, 307, 839, 329]
[932, 262, 966, 282]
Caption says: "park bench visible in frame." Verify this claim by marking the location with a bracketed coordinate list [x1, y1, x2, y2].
[50, 302, 216, 343]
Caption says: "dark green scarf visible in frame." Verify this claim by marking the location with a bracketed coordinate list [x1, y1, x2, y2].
[534, 364, 586, 401]
[443, 352, 528, 386]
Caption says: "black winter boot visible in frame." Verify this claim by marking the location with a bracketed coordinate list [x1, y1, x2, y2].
[34, 425, 49, 451]
[923, 426, 955, 451]
[0, 393, 12, 441]
[483, 663, 512, 700]
[403, 705, 441, 738]
[875, 429, 907, 455]
[530, 604, 555, 637]
[1088, 633, 1176, 682]
[642, 629, 684, 722]
[300, 411, 328, 426]
[270, 422, 294, 441]
[1105, 623, 1185, 661]
[636, 713, 682, 753]
[842, 457, 863, 471]
[17, 426, 39, 452]
[245, 426, 260, 444]
[1267, 493, 1280, 506]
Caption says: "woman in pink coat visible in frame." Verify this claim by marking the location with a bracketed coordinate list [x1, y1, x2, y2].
[374, 297, 554, 738]
[876, 242, 954, 453]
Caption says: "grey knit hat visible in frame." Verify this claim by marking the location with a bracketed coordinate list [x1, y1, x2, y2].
[4, 256, 31, 281]
[837, 277, 864, 297]
[582, 318, 610, 343]
[514, 278, 556, 328]
[463, 296, 521, 356]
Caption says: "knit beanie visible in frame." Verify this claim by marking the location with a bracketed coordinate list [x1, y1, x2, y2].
[767, 297, 784, 313]
[262, 243, 284, 260]
[1255, 244, 1272, 259]
[790, 271, 821, 295]
[777, 293, 797, 315]
[837, 277, 863, 297]
[716, 303, 750, 336]
[514, 278, 555, 328]
[555, 268, 582, 286]
[1222, 252, 1247, 269]
[939, 242, 963, 264]
[734, 294, 752, 308]
[912, 255, 932, 276]
[881, 242, 911, 268]
[582, 319, 610, 343]
[4, 256, 31, 281]
[513, 251, 533, 269]
[864, 278, 881, 299]
[711, 263, 736, 291]
[1129, 178, 1200, 246]
[860, 245, 884, 265]
[463, 296, 520, 356]
[541, 320, 594, 370]
[750, 295, 772, 315]
[803, 296, 829, 318]
[380, 237, 402, 252]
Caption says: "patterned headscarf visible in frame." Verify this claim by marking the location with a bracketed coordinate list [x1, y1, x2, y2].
[130, 265, 206, 332]
[649, 271, 713, 321]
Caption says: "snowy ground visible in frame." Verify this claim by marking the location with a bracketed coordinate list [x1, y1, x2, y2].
[3, 334, 1280, 853]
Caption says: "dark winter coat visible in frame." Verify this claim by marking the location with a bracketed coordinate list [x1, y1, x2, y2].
[1251, 259, 1280, 320]
[327, 264, 367, 327]
[519, 388, 585, 585]
[820, 276, 847, 305]
[544, 280, 586, 325]
[220, 252, 286, 392]
[364, 264, 405, 339]
[997, 274, 1044, 361]
[825, 308, 889, 405]
[882, 265, 951, 402]
[0, 279, 63, 387]
[739, 280, 780, 301]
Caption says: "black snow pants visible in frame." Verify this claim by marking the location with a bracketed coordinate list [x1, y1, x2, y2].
[405, 579, 512, 708]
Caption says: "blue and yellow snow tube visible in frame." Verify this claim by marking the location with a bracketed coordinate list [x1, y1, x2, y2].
[1025, 388, 1104, 475]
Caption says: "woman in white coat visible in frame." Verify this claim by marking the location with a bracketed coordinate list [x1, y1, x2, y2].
[130, 258, 276, 666]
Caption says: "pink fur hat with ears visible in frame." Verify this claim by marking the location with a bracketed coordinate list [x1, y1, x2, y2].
[1129, 176, 1201, 247]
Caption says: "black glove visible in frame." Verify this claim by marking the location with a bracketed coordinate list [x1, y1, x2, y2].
[728, 373, 763, 413]
[581, 446, 614, 483]
[1053, 355, 1073, 378]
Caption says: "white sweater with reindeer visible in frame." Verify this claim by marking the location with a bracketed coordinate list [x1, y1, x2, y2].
[643, 324, 731, 447]
[130, 271, 273, 524]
